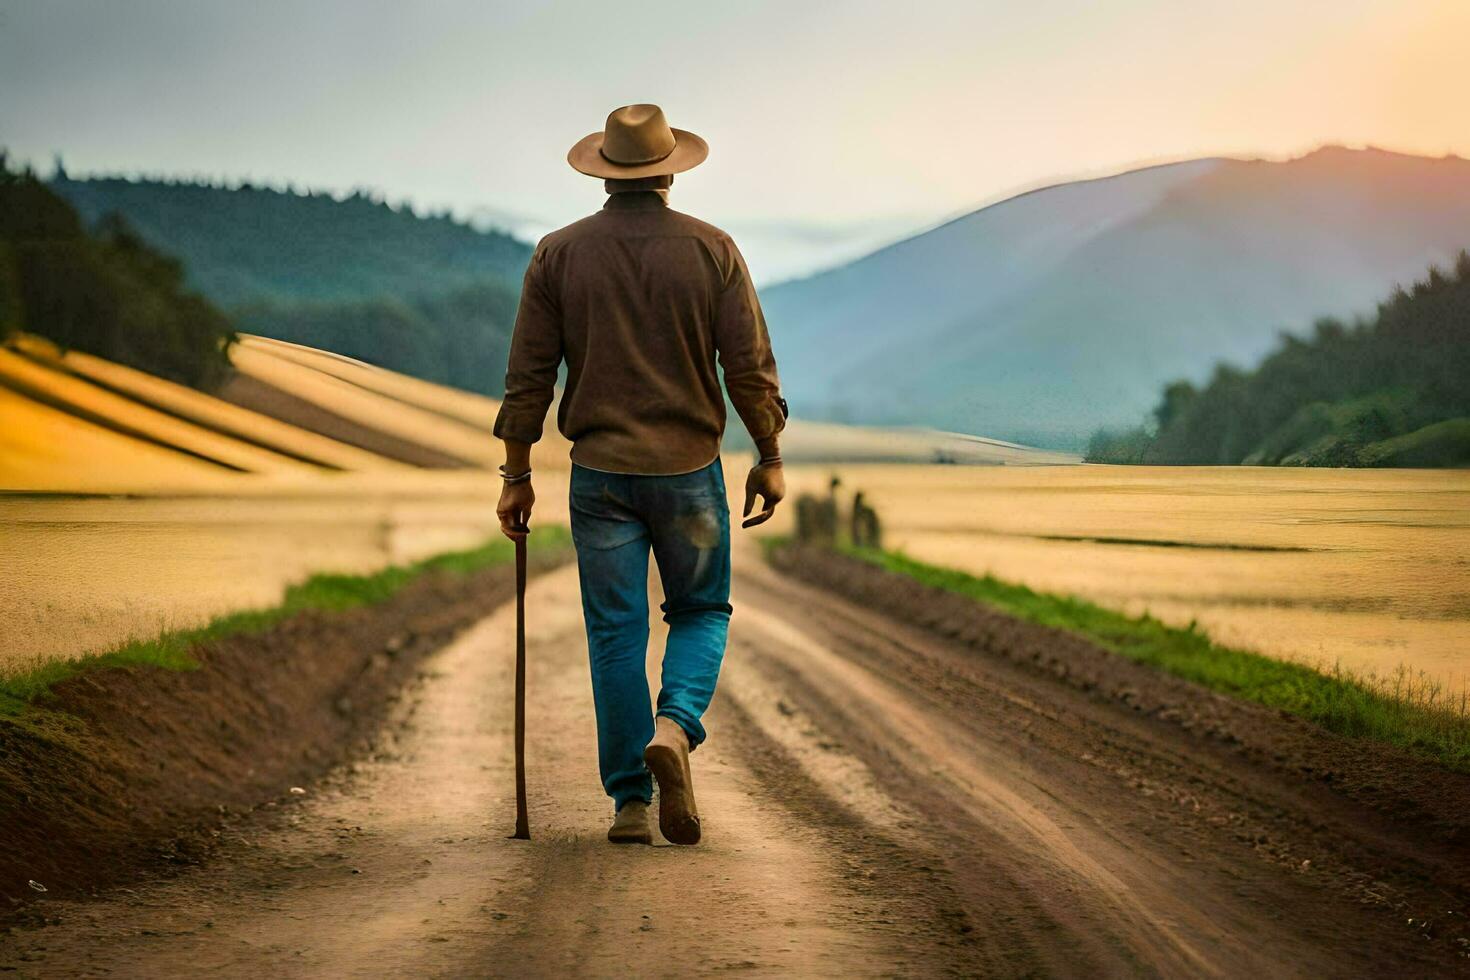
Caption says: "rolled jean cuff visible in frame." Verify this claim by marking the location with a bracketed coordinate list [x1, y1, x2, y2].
[656, 708, 706, 751]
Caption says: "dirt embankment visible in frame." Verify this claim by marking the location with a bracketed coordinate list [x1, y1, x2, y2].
[767, 543, 1470, 960]
[769, 543, 1470, 841]
[0, 546, 571, 917]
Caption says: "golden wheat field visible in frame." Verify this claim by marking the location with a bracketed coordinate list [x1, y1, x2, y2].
[781, 463, 1470, 694]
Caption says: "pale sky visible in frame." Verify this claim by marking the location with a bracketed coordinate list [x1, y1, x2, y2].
[2, 0, 1466, 282]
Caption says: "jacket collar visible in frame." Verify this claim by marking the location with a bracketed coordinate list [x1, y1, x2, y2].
[603, 191, 669, 211]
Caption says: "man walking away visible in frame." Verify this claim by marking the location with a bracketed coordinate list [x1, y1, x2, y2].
[493, 104, 787, 846]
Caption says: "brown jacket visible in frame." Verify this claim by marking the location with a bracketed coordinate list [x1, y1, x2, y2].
[492, 192, 786, 475]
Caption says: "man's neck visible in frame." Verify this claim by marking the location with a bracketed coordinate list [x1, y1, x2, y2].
[602, 189, 671, 210]
[610, 188, 670, 203]
[603, 175, 673, 200]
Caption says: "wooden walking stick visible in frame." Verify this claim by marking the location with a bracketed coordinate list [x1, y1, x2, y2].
[512, 529, 531, 840]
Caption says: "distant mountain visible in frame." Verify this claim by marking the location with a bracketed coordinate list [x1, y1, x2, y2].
[761, 147, 1470, 449]
[49, 175, 534, 396]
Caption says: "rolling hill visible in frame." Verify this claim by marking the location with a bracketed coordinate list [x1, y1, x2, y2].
[761, 147, 1470, 449]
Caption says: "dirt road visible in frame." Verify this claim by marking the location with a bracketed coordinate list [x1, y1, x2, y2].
[5, 550, 1462, 976]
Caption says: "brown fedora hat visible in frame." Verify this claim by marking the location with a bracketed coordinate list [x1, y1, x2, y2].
[567, 104, 709, 179]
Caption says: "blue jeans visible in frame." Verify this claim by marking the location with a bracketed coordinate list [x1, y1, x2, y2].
[569, 459, 733, 811]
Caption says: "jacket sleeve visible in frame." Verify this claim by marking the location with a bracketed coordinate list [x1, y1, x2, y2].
[713, 238, 787, 445]
[493, 245, 562, 444]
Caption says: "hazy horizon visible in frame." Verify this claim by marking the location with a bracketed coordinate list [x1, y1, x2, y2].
[3, 0, 1465, 281]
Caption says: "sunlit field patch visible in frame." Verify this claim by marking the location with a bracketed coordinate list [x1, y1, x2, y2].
[0, 528, 571, 717]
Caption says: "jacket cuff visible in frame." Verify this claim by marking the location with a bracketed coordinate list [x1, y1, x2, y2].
[492, 411, 543, 445]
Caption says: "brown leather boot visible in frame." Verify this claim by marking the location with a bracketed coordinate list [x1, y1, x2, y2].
[644, 716, 701, 845]
[607, 799, 652, 845]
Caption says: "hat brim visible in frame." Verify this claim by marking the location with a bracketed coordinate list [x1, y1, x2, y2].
[566, 127, 709, 179]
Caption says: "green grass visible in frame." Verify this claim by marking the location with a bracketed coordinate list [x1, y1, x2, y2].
[0, 526, 571, 718]
[777, 539, 1470, 773]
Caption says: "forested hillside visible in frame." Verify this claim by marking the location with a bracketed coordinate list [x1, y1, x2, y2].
[1, 160, 234, 389]
[50, 174, 533, 396]
[1087, 253, 1470, 467]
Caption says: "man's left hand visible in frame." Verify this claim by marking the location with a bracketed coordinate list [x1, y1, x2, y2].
[741, 462, 785, 528]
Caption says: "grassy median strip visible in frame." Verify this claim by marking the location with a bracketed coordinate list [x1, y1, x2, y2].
[0, 526, 571, 718]
[835, 544, 1470, 773]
